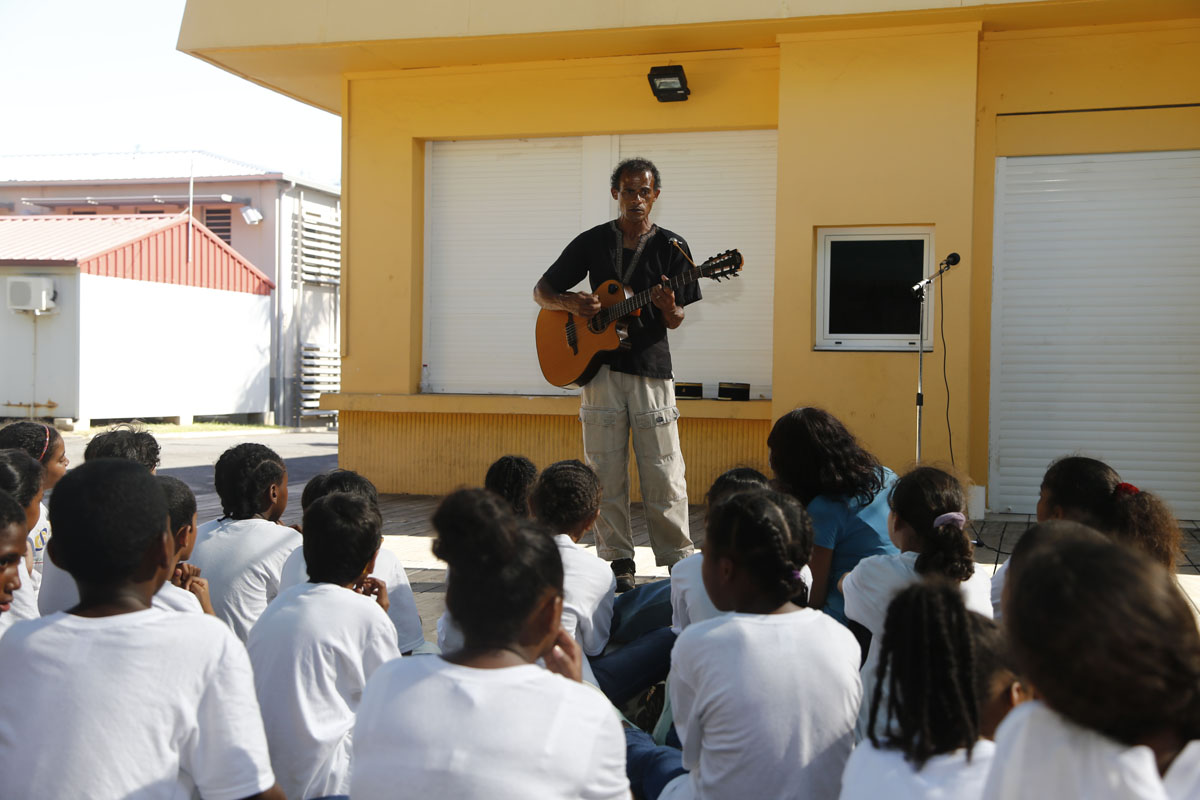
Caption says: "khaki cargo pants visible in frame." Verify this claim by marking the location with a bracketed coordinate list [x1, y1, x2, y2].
[580, 365, 694, 566]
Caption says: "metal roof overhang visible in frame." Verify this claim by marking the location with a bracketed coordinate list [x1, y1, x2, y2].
[20, 194, 253, 208]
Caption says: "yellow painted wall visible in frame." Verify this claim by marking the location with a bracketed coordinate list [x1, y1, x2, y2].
[772, 23, 981, 477]
[966, 21, 1200, 485]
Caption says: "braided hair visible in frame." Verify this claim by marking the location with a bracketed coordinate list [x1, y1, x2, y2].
[432, 488, 563, 651]
[483, 455, 537, 518]
[889, 466, 975, 581]
[213, 443, 286, 520]
[1041, 456, 1181, 570]
[768, 408, 886, 507]
[868, 578, 984, 768]
[0, 421, 61, 467]
[705, 467, 770, 508]
[705, 488, 812, 607]
[529, 460, 600, 534]
[0, 449, 43, 512]
[1006, 521, 1200, 746]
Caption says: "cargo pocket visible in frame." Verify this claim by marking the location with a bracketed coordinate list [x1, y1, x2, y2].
[580, 407, 628, 456]
[632, 406, 681, 462]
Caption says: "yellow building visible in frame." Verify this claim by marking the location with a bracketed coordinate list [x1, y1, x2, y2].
[179, 0, 1200, 516]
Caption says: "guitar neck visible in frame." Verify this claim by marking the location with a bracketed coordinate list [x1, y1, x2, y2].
[597, 266, 704, 326]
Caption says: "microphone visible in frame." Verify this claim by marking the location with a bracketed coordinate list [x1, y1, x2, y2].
[911, 253, 960, 296]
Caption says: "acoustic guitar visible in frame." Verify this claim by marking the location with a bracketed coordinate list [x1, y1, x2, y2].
[535, 249, 743, 389]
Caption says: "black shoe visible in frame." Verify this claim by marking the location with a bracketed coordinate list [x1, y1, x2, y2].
[611, 558, 637, 593]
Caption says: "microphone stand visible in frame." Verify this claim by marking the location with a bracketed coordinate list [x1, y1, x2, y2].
[911, 254, 958, 462]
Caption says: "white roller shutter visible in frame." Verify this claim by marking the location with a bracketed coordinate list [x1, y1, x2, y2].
[989, 150, 1200, 516]
[423, 132, 776, 397]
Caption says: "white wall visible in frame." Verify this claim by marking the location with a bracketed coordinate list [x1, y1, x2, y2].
[0, 267, 80, 419]
[77, 274, 270, 420]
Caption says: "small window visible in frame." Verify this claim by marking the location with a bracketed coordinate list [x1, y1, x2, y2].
[70, 209, 96, 215]
[814, 226, 934, 351]
[137, 209, 165, 214]
[204, 207, 233, 245]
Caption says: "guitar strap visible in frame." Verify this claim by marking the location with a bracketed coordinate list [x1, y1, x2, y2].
[610, 221, 657, 286]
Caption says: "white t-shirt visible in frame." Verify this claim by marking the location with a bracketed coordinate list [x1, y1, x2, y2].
[669, 553, 812, 634]
[990, 558, 1009, 620]
[0, 608, 275, 800]
[840, 740, 995, 800]
[351, 657, 629, 800]
[28, 502, 50, 574]
[843, 551, 993, 740]
[555, 534, 616, 657]
[659, 609, 863, 800]
[248, 582, 400, 800]
[151, 581, 203, 614]
[278, 544, 425, 652]
[982, 701, 1200, 800]
[40, 559, 204, 616]
[189, 517, 302, 641]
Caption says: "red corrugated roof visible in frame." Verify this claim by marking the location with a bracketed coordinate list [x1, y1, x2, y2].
[0, 214, 274, 295]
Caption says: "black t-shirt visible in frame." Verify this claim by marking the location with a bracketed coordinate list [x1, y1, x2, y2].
[542, 222, 701, 380]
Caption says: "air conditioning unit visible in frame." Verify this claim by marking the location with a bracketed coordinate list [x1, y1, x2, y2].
[7, 277, 57, 313]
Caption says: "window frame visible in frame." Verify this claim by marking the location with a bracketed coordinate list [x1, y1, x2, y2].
[813, 225, 935, 352]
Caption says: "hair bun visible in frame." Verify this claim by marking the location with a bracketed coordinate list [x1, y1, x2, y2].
[432, 488, 520, 571]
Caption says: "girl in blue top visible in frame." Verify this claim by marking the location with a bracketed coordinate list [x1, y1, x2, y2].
[767, 407, 897, 624]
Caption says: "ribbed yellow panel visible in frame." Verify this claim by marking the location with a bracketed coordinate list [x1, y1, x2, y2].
[340, 411, 771, 503]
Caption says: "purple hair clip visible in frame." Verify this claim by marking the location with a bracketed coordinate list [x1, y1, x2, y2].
[791, 569, 804, 580]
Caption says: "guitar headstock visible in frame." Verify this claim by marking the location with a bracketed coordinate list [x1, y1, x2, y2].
[699, 249, 743, 282]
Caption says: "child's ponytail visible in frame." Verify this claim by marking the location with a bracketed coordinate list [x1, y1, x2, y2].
[890, 467, 975, 582]
[1108, 482, 1181, 571]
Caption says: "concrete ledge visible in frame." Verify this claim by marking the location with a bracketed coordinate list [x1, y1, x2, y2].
[321, 392, 772, 421]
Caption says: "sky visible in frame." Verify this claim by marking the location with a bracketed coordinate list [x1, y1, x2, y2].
[0, 0, 342, 186]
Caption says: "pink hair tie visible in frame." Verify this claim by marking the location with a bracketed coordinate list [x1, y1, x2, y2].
[933, 512, 966, 530]
[38, 424, 50, 461]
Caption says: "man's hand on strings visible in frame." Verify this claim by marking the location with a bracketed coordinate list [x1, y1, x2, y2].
[650, 275, 676, 313]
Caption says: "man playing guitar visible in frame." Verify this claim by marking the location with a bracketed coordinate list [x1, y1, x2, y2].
[533, 158, 698, 592]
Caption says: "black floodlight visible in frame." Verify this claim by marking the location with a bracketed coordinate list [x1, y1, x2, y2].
[648, 65, 690, 102]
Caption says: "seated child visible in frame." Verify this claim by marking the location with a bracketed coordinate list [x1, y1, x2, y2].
[188, 443, 301, 640]
[0, 449, 44, 630]
[277, 468, 425, 653]
[626, 488, 862, 800]
[990, 455, 1183, 618]
[0, 421, 68, 576]
[248, 492, 400, 800]
[984, 521, 1200, 799]
[0, 492, 27, 620]
[351, 489, 629, 799]
[841, 466, 993, 740]
[671, 467, 812, 633]
[153, 476, 212, 614]
[529, 459, 614, 657]
[840, 580, 1022, 800]
[484, 454, 538, 517]
[0, 458, 282, 799]
[83, 423, 161, 471]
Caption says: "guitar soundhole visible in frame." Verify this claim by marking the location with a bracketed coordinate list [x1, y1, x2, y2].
[608, 284, 619, 294]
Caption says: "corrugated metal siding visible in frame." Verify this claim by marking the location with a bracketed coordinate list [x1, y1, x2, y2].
[988, 150, 1200, 517]
[339, 410, 770, 504]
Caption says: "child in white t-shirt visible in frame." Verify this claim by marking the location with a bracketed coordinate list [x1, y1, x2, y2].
[626, 488, 862, 800]
[352, 488, 629, 800]
[249, 491, 400, 800]
[0, 421, 69, 578]
[277, 468, 425, 653]
[153, 476, 212, 614]
[529, 459, 615, 656]
[0, 458, 282, 800]
[841, 466, 992, 740]
[0, 449, 45, 632]
[189, 443, 301, 640]
[840, 580, 1023, 800]
[983, 521, 1200, 800]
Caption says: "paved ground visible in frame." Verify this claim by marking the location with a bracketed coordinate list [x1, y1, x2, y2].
[59, 428, 1200, 638]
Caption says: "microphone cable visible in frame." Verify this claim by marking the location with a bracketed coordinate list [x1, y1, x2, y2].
[940, 267, 955, 467]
